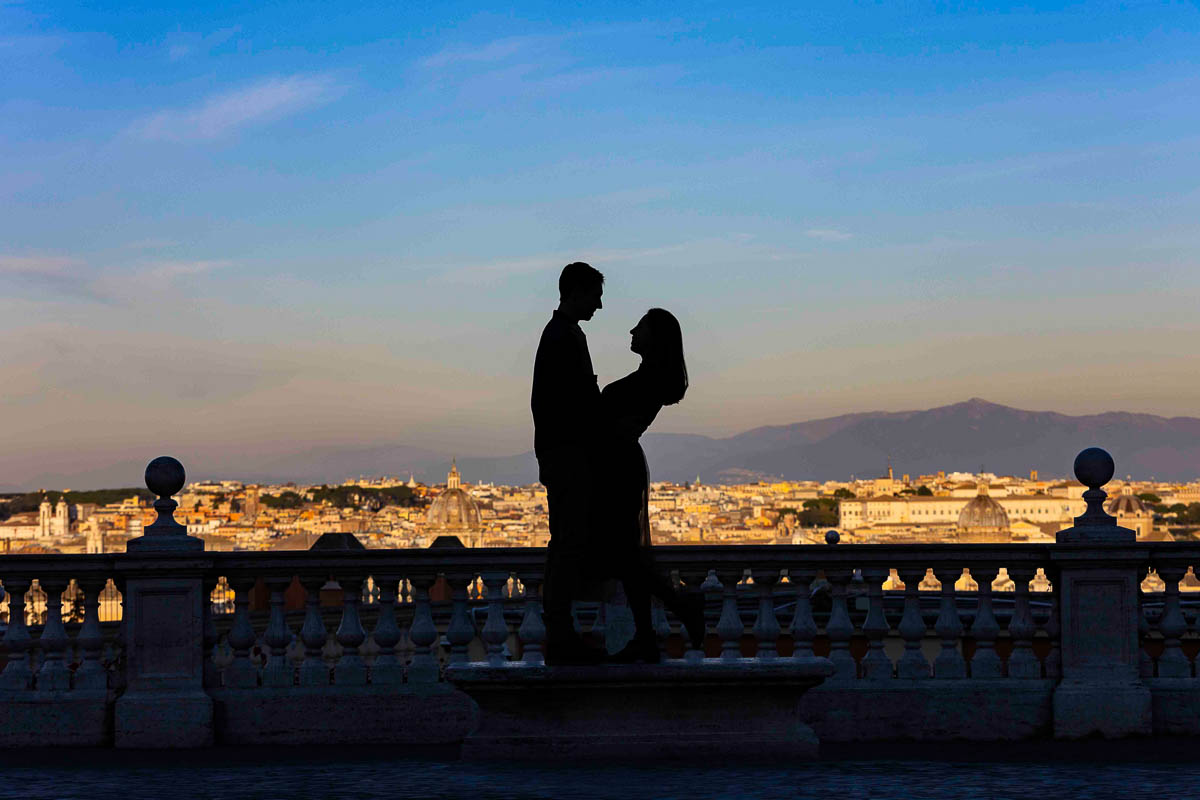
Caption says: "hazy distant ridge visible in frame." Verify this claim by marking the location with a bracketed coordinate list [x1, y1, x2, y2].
[16, 399, 1200, 490]
[283, 398, 1200, 485]
[470, 398, 1200, 485]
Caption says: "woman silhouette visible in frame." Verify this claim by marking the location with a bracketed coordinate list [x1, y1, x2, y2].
[596, 308, 705, 663]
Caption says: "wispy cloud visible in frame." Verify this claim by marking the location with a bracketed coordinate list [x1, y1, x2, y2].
[0, 254, 76, 275]
[3, 254, 232, 304]
[93, 259, 233, 300]
[417, 31, 682, 98]
[125, 238, 178, 251]
[128, 74, 342, 142]
[804, 229, 853, 242]
[0, 254, 111, 302]
[164, 25, 241, 62]
[432, 243, 695, 285]
[421, 36, 545, 69]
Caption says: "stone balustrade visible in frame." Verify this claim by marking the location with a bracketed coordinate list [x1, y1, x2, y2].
[4, 448, 1200, 751]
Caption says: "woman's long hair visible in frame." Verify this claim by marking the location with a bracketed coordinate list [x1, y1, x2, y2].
[642, 308, 688, 405]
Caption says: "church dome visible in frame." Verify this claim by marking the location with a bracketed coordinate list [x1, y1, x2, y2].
[425, 460, 481, 532]
[957, 485, 1010, 531]
[426, 489, 481, 530]
[1106, 486, 1148, 516]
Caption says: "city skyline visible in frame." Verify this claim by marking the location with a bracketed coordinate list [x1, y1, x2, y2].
[5, 3, 1200, 488]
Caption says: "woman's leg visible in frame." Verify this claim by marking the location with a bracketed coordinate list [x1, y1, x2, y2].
[638, 553, 706, 650]
[622, 562, 655, 639]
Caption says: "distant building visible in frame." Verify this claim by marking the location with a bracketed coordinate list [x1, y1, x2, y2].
[1105, 485, 1155, 539]
[425, 460, 483, 547]
[839, 492, 1083, 531]
[957, 484, 1011, 542]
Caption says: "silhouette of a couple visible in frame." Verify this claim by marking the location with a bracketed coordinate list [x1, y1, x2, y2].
[532, 262, 705, 665]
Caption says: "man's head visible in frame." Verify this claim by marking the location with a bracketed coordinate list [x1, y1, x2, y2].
[558, 262, 604, 322]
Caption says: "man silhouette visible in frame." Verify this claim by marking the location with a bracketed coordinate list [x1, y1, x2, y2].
[532, 262, 606, 665]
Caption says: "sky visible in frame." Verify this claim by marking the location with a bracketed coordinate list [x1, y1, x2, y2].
[3, 1, 1200, 489]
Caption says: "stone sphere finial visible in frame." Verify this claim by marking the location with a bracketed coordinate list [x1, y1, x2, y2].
[145, 456, 186, 498]
[825, 529, 840, 545]
[127, 455, 202, 552]
[1073, 447, 1115, 490]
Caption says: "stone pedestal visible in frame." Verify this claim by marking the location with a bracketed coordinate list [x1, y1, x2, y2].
[115, 570, 214, 747]
[1050, 448, 1152, 739]
[1051, 546, 1151, 738]
[447, 658, 834, 761]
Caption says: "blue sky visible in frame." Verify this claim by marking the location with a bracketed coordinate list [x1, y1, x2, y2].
[3, 1, 1200, 487]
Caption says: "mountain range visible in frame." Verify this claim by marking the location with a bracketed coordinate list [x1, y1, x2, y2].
[12, 398, 1200, 491]
[204, 398, 1200, 486]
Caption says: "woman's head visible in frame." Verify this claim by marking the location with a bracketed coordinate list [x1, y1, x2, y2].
[630, 308, 688, 405]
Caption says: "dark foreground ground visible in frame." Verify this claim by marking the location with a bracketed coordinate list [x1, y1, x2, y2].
[3, 740, 1198, 799]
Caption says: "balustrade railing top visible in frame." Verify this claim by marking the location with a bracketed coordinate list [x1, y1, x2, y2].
[2, 448, 1196, 749]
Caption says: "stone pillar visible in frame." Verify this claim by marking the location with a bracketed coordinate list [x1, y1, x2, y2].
[1051, 447, 1151, 739]
[115, 456, 213, 748]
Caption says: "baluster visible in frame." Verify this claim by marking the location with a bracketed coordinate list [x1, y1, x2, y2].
[1156, 564, 1190, 678]
[371, 574, 404, 685]
[1006, 566, 1039, 679]
[518, 573, 546, 665]
[74, 576, 107, 692]
[970, 565, 1002, 679]
[202, 576, 221, 689]
[26, 581, 46, 679]
[334, 576, 367, 685]
[109, 576, 127, 693]
[299, 576, 330, 686]
[789, 567, 818, 661]
[0, 577, 33, 691]
[481, 571, 510, 666]
[932, 566, 966, 678]
[750, 568, 781, 661]
[407, 574, 440, 682]
[393, 578, 413, 666]
[261, 576, 294, 688]
[896, 567, 930, 679]
[445, 570, 477, 665]
[824, 568, 857, 681]
[678, 567, 710, 661]
[34, 578, 70, 691]
[652, 598, 672, 657]
[860, 567, 892, 680]
[225, 577, 259, 688]
[715, 568, 745, 661]
[1139, 588, 1155, 679]
[1042, 569, 1062, 679]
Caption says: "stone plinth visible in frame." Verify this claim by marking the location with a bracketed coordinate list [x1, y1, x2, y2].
[0, 692, 110, 747]
[447, 658, 834, 761]
[114, 570, 213, 748]
[210, 685, 479, 745]
[1051, 545, 1152, 738]
[803, 680, 1055, 742]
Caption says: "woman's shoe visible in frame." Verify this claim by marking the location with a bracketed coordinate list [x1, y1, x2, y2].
[609, 634, 661, 664]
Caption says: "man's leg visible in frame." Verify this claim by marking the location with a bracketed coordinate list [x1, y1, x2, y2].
[543, 479, 603, 664]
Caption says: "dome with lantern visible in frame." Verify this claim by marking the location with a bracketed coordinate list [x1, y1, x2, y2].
[957, 483, 1010, 541]
[425, 460, 482, 540]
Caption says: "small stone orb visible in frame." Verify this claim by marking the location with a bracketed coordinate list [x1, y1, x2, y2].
[145, 456, 186, 498]
[825, 529, 840, 545]
[1073, 447, 1115, 489]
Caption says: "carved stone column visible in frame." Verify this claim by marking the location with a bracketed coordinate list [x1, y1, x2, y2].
[1051, 448, 1151, 738]
[115, 456, 214, 748]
